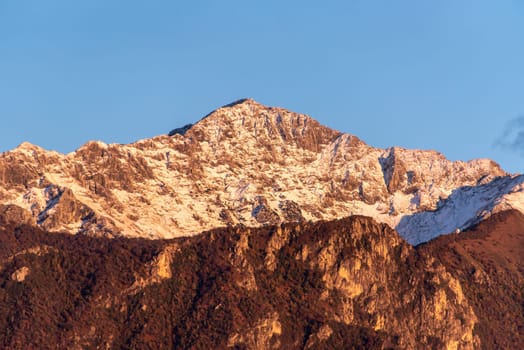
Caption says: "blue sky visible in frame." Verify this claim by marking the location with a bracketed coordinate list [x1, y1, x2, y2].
[1, 1, 523, 173]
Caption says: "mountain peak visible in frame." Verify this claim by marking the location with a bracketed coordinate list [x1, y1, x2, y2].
[15, 141, 43, 152]
[198, 98, 264, 123]
[220, 97, 257, 109]
[1, 99, 521, 245]
[182, 99, 342, 152]
[11, 141, 50, 158]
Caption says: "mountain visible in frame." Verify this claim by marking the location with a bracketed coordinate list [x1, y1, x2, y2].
[0, 210, 521, 349]
[0, 99, 522, 243]
[0, 99, 523, 349]
[0, 215, 479, 349]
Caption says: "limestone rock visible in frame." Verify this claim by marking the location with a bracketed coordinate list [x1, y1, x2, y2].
[11, 266, 30, 282]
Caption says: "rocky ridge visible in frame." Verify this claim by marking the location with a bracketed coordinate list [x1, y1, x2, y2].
[0, 99, 522, 243]
[0, 214, 484, 349]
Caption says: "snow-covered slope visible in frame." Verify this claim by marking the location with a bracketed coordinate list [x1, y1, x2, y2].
[0, 99, 521, 243]
[397, 175, 524, 244]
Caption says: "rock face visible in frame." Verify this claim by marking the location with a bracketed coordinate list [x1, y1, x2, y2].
[0, 214, 486, 349]
[0, 99, 522, 243]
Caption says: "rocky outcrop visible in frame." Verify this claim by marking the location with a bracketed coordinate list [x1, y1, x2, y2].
[37, 186, 93, 231]
[252, 196, 280, 225]
[10, 266, 30, 282]
[278, 200, 304, 222]
[379, 147, 409, 194]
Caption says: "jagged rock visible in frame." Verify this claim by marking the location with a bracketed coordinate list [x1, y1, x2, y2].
[252, 196, 280, 225]
[79, 214, 120, 238]
[37, 187, 94, 232]
[0, 99, 519, 243]
[278, 200, 304, 222]
[379, 147, 408, 194]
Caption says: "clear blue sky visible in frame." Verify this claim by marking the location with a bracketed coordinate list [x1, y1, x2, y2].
[1, 1, 523, 173]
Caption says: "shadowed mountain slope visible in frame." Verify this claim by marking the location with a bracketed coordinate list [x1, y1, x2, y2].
[0, 213, 483, 349]
[419, 209, 524, 349]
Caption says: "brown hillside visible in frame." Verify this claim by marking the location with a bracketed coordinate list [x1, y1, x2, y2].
[419, 209, 524, 350]
[0, 215, 479, 349]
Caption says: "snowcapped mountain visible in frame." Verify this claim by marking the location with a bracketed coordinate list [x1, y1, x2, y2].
[1, 98, 522, 243]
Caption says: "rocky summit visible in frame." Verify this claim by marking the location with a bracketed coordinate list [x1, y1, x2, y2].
[0, 99, 523, 243]
[0, 99, 523, 349]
